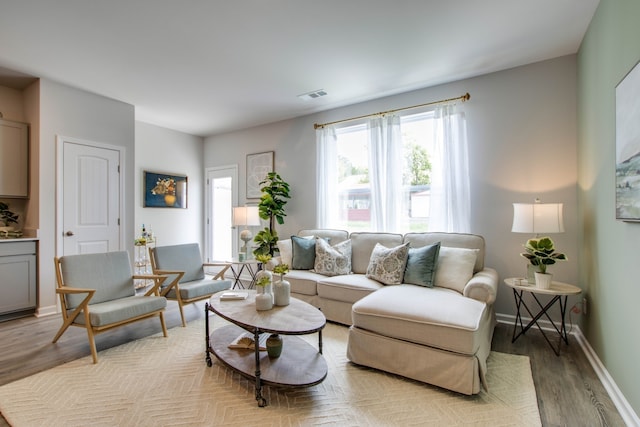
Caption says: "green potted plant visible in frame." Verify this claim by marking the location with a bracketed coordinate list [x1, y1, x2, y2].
[0, 202, 19, 231]
[253, 172, 291, 257]
[521, 237, 567, 288]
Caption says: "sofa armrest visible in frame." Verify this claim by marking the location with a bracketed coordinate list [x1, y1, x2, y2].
[463, 268, 498, 305]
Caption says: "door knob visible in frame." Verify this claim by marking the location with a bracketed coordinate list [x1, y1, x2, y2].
[65, 231, 74, 236]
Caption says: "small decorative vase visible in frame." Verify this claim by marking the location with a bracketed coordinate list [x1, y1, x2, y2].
[534, 272, 553, 290]
[273, 274, 291, 306]
[266, 334, 283, 358]
[255, 270, 273, 310]
[255, 286, 273, 310]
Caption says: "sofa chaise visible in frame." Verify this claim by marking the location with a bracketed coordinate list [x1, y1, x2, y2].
[269, 229, 498, 395]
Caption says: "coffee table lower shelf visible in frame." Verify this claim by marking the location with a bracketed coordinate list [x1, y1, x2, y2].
[206, 324, 327, 405]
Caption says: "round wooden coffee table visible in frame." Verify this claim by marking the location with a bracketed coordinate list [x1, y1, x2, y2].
[205, 290, 327, 407]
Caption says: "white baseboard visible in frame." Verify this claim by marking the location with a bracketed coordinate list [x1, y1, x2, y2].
[36, 305, 58, 317]
[496, 313, 640, 426]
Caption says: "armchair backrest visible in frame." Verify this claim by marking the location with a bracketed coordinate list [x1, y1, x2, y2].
[58, 251, 135, 309]
[152, 243, 205, 283]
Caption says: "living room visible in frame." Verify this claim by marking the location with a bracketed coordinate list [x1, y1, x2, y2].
[0, 1, 638, 425]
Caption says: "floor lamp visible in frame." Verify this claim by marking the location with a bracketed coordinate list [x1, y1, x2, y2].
[233, 206, 260, 261]
[512, 199, 564, 282]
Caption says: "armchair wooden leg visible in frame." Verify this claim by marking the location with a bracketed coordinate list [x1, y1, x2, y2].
[159, 312, 168, 337]
[178, 304, 187, 327]
[86, 328, 99, 364]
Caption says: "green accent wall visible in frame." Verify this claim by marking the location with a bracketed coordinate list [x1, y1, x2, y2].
[578, 0, 640, 416]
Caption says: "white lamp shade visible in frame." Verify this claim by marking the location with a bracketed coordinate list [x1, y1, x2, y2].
[232, 206, 261, 227]
[512, 203, 564, 234]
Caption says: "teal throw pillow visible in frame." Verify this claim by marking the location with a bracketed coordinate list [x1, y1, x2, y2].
[291, 235, 317, 270]
[404, 242, 441, 287]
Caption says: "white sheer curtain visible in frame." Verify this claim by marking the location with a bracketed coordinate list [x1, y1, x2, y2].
[367, 114, 403, 232]
[429, 104, 471, 232]
[316, 126, 338, 228]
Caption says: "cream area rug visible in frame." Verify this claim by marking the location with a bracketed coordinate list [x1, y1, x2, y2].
[0, 317, 541, 427]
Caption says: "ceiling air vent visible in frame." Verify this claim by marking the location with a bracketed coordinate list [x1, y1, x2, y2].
[297, 89, 328, 101]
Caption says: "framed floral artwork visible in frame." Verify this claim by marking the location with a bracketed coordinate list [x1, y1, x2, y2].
[246, 151, 274, 199]
[616, 59, 640, 221]
[143, 171, 188, 208]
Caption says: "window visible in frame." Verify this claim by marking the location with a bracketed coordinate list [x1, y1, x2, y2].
[331, 112, 435, 233]
[317, 104, 469, 233]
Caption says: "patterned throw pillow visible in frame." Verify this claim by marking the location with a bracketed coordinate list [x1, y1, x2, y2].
[403, 242, 441, 287]
[314, 238, 352, 276]
[366, 242, 410, 285]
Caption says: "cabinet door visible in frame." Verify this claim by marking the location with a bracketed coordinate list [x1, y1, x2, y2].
[0, 118, 29, 197]
[0, 254, 37, 314]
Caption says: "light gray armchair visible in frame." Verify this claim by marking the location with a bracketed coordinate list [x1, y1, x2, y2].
[53, 251, 169, 363]
[149, 243, 232, 326]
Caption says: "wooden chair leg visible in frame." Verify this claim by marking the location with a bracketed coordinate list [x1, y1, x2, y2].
[159, 312, 168, 337]
[86, 327, 99, 364]
[177, 303, 187, 327]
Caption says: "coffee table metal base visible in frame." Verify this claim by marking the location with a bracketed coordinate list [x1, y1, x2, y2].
[205, 309, 327, 407]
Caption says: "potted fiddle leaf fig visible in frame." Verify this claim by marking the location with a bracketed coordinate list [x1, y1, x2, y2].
[253, 172, 291, 257]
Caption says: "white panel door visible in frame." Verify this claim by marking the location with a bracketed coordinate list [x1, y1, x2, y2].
[62, 141, 120, 255]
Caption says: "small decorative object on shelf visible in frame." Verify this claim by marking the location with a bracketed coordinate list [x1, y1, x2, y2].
[272, 263, 291, 306]
[0, 202, 19, 233]
[520, 237, 567, 289]
[255, 271, 273, 311]
[266, 334, 283, 358]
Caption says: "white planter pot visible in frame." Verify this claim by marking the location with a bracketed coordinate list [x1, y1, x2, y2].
[534, 272, 553, 290]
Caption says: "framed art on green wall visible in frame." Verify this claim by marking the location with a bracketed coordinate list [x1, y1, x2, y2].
[615, 59, 640, 221]
[143, 170, 188, 208]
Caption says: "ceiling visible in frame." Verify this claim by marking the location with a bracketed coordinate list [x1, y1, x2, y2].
[0, 1, 599, 137]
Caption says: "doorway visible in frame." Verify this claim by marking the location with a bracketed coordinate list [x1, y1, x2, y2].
[205, 165, 238, 262]
[57, 136, 123, 257]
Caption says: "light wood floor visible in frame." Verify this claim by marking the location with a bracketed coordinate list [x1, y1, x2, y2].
[0, 302, 627, 426]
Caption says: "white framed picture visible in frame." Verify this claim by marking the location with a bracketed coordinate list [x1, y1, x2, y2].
[246, 151, 274, 199]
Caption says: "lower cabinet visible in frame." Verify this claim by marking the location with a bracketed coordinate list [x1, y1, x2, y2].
[0, 241, 37, 321]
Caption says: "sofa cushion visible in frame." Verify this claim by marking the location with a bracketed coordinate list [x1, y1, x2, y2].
[298, 229, 349, 245]
[70, 295, 167, 327]
[291, 235, 317, 270]
[366, 242, 410, 285]
[165, 278, 230, 300]
[351, 285, 490, 355]
[350, 232, 404, 274]
[284, 270, 327, 296]
[434, 247, 479, 293]
[314, 238, 352, 276]
[277, 235, 313, 268]
[317, 274, 383, 304]
[403, 232, 485, 273]
[404, 242, 441, 287]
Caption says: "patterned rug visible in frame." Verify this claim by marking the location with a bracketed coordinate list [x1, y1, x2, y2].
[0, 317, 541, 426]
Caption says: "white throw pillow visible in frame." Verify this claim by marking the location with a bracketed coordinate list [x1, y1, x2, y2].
[433, 247, 479, 293]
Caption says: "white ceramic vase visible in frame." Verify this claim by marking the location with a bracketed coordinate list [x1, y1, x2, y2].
[273, 275, 291, 306]
[534, 272, 553, 290]
[255, 270, 273, 311]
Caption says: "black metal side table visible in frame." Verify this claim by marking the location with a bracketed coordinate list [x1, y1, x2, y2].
[504, 277, 581, 356]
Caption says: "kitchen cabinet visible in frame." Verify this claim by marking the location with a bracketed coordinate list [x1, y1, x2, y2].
[0, 118, 29, 198]
[0, 240, 37, 321]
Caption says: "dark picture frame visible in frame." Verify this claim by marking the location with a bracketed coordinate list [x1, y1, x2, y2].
[246, 151, 274, 199]
[615, 59, 640, 221]
[143, 170, 188, 208]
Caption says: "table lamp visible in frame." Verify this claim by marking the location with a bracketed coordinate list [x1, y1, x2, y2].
[233, 206, 261, 260]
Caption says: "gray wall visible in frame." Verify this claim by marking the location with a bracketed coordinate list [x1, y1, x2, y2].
[578, 0, 640, 415]
[134, 122, 205, 247]
[204, 55, 580, 324]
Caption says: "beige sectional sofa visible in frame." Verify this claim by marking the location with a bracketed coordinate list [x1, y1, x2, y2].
[270, 229, 498, 395]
